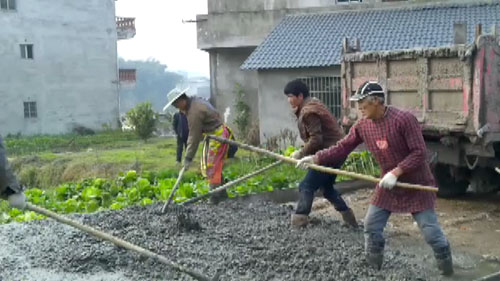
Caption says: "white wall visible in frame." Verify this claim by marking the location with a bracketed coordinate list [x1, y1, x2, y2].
[207, 0, 382, 13]
[209, 48, 259, 134]
[0, 0, 119, 135]
[257, 67, 340, 142]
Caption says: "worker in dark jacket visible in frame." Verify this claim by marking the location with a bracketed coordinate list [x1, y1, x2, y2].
[0, 135, 26, 209]
[284, 79, 357, 228]
[172, 111, 189, 164]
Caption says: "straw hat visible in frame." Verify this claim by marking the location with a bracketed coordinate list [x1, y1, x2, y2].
[163, 87, 189, 111]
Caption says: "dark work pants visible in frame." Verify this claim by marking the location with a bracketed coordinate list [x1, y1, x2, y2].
[295, 162, 349, 215]
[176, 136, 187, 162]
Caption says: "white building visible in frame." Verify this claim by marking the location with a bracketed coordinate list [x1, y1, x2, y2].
[0, 0, 135, 135]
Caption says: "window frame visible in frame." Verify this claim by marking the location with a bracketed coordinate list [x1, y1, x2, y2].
[337, 0, 362, 4]
[20, 44, 34, 59]
[1, 0, 16, 11]
[23, 101, 37, 119]
[299, 76, 343, 120]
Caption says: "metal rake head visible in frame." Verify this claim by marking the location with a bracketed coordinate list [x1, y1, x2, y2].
[172, 205, 202, 232]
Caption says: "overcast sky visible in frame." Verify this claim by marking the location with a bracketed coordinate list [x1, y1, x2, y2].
[116, 0, 209, 77]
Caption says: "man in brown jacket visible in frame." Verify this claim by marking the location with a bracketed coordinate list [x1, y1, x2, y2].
[0, 135, 26, 209]
[165, 88, 234, 203]
[284, 79, 357, 227]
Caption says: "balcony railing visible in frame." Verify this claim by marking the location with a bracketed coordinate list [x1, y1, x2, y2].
[116, 17, 136, 40]
[119, 69, 136, 89]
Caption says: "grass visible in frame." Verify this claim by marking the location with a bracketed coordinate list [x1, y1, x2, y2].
[7, 132, 260, 189]
[10, 138, 185, 188]
[5, 130, 140, 156]
[6, 131, 379, 191]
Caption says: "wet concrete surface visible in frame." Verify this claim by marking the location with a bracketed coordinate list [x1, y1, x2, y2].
[0, 196, 450, 281]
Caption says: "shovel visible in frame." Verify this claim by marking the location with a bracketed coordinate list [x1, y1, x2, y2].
[161, 166, 186, 214]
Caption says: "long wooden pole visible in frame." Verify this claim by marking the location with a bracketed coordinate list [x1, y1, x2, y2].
[207, 135, 438, 193]
[26, 203, 219, 281]
[181, 161, 282, 206]
[473, 270, 500, 281]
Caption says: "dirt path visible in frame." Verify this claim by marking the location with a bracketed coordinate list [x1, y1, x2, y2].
[315, 189, 500, 280]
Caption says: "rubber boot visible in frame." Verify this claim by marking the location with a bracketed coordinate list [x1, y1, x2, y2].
[295, 190, 314, 215]
[209, 190, 228, 205]
[366, 252, 384, 270]
[434, 245, 454, 276]
[366, 240, 385, 270]
[291, 214, 309, 227]
[340, 208, 358, 228]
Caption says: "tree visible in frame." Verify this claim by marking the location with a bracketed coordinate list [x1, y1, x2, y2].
[233, 83, 251, 139]
[126, 102, 157, 141]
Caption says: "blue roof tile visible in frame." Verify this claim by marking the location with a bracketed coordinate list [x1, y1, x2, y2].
[241, 2, 500, 70]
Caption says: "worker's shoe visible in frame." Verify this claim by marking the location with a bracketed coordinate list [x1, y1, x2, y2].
[340, 208, 358, 228]
[435, 245, 454, 276]
[291, 214, 309, 227]
[366, 252, 384, 270]
[209, 190, 228, 205]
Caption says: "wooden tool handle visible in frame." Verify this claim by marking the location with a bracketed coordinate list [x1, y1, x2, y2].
[26, 203, 217, 281]
[206, 135, 438, 193]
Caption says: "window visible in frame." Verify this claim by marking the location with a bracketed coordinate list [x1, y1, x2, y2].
[1, 0, 16, 10]
[20, 44, 33, 59]
[299, 76, 342, 120]
[337, 0, 362, 3]
[23, 101, 37, 118]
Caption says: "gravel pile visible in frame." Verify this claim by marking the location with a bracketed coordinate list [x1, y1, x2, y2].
[0, 199, 442, 281]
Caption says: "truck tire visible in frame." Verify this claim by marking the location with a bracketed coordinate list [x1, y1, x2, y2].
[433, 163, 469, 198]
[469, 167, 500, 194]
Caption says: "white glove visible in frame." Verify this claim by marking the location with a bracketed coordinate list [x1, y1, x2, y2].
[8, 192, 27, 209]
[296, 156, 314, 170]
[290, 151, 301, 159]
[379, 172, 397, 190]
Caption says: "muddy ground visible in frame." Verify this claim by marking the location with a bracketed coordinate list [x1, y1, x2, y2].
[1, 185, 500, 281]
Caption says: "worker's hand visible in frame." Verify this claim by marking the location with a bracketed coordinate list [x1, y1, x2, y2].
[8, 192, 27, 210]
[296, 156, 314, 170]
[183, 159, 192, 170]
[379, 172, 398, 190]
[290, 151, 301, 160]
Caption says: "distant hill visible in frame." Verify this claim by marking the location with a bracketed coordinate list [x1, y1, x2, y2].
[119, 58, 184, 114]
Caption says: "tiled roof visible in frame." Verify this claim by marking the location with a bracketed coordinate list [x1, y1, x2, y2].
[241, 2, 500, 70]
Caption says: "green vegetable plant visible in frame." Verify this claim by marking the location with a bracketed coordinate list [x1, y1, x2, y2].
[0, 151, 379, 224]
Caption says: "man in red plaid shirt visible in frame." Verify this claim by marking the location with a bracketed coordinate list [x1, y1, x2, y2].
[297, 81, 453, 276]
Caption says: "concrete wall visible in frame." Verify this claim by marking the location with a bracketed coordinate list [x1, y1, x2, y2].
[257, 67, 340, 142]
[197, 0, 481, 144]
[207, 0, 382, 13]
[209, 48, 259, 135]
[0, 0, 119, 135]
[208, 0, 476, 13]
[198, 0, 467, 49]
